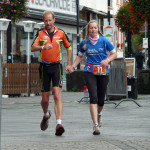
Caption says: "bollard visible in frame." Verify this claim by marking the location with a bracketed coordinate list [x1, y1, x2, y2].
[78, 86, 89, 103]
[84, 86, 89, 100]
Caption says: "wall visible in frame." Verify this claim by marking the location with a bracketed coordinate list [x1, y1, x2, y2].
[80, 0, 107, 13]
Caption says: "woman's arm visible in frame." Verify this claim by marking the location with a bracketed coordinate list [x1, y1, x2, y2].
[101, 52, 117, 67]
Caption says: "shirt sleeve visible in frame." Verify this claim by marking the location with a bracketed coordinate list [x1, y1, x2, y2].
[62, 32, 72, 50]
[104, 37, 115, 52]
[78, 40, 86, 56]
[31, 30, 41, 46]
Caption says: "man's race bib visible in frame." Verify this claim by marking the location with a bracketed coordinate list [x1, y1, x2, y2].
[93, 65, 106, 75]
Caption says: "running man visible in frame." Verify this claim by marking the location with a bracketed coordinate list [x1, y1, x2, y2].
[31, 10, 72, 136]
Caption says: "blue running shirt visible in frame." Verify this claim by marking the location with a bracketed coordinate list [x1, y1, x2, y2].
[78, 36, 115, 74]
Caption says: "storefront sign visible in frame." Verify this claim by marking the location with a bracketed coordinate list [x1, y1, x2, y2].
[28, 0, 76, 15]
[125, 58, 135, 77]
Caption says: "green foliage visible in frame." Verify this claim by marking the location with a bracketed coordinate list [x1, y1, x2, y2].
[0, 0, 29, 23]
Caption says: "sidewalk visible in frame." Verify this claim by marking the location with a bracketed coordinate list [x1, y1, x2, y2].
[1, 92, 150, 150]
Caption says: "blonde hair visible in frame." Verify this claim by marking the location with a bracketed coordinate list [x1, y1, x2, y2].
[83, 20, 103, 50]
[43, 11, 55, 20]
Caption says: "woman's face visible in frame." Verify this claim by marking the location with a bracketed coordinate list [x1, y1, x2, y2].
[88, 22, 98, 38]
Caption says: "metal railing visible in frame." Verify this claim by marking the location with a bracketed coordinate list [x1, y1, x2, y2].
[106, 58, 141, 108]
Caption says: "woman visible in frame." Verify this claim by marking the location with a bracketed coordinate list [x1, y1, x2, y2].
[68, 20, 117, 135]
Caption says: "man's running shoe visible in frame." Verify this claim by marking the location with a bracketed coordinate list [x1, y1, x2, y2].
[55, 124, 65, 136]
[93, 124, 100, 135]
[98, 114, 102, 127]
[40, 110, 51, 131]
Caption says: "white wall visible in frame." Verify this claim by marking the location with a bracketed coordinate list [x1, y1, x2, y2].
[80, 0, 107, 13]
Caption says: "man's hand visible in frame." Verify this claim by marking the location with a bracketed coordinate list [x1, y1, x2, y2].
[65, 65, 74, 73]
[42, 44, 52, 50]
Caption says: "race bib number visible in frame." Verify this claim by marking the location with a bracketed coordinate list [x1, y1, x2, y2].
[93, 65, 106, 75]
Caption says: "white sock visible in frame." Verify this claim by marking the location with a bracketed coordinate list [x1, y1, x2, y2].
[56, 119, 62, 125]
[98, 112, 102, 116]
[93, 123, 98, 127]
[44, 111, 49, 117]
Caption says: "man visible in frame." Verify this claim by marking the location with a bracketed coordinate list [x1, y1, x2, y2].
[136, 51, 144, 70]
[31, 11, 72, 136]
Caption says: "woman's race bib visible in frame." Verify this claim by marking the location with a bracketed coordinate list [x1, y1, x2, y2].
[93, 65, 106, 75]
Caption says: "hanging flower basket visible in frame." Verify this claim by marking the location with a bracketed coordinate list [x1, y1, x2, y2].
[0, 0, 29, 23]
[115, 2, 145, 34]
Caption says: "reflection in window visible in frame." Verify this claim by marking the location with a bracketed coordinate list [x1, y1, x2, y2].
[12, 25, 40, 63]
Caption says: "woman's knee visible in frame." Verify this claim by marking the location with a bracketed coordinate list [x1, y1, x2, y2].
[90, 96, 98, 104]
[98, 100, 104, 106]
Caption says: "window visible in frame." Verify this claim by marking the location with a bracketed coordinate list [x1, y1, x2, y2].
[12, 25, 39, 63]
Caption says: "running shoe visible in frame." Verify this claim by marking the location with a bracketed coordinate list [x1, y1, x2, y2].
[93, 124, 100, 135]
[55, 124, 65, 136]
[98, 114, 102, 127]
[40, 110, 51, 131]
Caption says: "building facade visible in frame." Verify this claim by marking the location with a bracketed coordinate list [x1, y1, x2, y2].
[1, 0, 124, 79]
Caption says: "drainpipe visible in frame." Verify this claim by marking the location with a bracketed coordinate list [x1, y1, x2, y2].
[76, 0, 80, 69]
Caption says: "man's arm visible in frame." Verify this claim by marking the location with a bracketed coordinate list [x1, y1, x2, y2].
[31, 45, 42, 52]
[31, 44, 53, 52]
[65, 48, 72, 72]
[67, 49, 72, 65]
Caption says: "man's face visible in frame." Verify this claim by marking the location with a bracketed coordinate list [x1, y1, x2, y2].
[43, 14, 55, 31]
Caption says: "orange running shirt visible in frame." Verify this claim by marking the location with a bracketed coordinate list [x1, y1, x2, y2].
[32, 26, 72, 63]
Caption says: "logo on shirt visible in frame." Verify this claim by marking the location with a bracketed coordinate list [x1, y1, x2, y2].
[87, 66, 90, 71]
[43, 36, 49, 40]
[99, 48, 104, 51]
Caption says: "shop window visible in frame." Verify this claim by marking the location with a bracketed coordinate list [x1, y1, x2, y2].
[12, 25, 39, 63]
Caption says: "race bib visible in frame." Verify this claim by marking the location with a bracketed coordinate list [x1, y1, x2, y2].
[93, 65, 106, 75]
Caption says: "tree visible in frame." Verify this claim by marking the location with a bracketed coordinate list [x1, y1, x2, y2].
[129, 0, 150, 67]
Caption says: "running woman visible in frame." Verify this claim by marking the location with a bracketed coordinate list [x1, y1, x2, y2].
[68, 20, 117, 135]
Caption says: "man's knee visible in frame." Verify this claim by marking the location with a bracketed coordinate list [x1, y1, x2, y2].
[41, 92, 49, 105]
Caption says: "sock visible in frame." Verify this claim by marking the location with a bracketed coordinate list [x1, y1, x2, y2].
[98, 112, 102, 117]
[56, 119, 62, 125]
[44, 111, 49, 117]
[93, 123, 98, 127]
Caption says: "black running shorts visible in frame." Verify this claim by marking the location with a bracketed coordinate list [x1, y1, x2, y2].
[39, 63, 62, 92]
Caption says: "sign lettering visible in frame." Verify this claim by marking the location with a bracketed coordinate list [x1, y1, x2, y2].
[34, 0, 70, 11]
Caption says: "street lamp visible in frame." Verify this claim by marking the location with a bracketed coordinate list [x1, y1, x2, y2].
[22, 20, 36, 64]
[0, 18, 11, 61]
[0, 18, 11, 148]
[22, 20, 36, 96]
[37, 22, 45, 29]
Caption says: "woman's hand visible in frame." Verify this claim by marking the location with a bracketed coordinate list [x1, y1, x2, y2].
[100, 59, 109, 67]
[66, 65, 75, 73]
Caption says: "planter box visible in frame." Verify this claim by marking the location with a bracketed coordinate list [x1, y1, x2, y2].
[66, 70, 85, 91]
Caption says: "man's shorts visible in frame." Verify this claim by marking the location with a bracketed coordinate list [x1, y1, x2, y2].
[39, 63, 62, 92]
